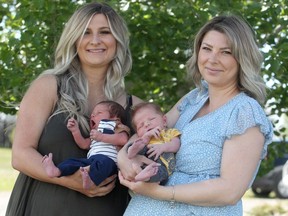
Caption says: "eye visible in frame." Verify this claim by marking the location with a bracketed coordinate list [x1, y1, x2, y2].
[201, 46, 211, 51]
[84, 29, 91, 35]
[137, 122, 144, 130]
[222, 50, 232, 55]
[99, 30, 111, 35]
[93, 112, 101, 116]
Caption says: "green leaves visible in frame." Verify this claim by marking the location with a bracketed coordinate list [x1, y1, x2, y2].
[1, 0, 287, 112]
[1, 0, 288, 132]
[1, 0, 287, 176]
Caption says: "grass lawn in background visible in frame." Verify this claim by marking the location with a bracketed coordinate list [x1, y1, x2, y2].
[1, 147, 288, 215]
[0, 147, 18, 191]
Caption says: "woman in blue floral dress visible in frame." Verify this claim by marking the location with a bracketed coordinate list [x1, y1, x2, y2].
[118, 15, 273, 216]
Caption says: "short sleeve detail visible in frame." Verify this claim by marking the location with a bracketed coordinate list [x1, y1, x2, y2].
[178, 82, 209, 114]
[163, 128, 181, 139]
[224, 96, 273, 159]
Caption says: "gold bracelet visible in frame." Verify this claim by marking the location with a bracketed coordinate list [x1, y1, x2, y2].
[171, 186, 175, 204]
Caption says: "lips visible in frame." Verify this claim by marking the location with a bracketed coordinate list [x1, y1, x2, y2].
[87, 48, 106, 53]
[90, 119, 96, 129]
[205, 67, 223, 75]
[206, 67, 221, 72]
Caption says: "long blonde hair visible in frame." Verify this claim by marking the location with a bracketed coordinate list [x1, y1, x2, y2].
[40, 2, 131, 132]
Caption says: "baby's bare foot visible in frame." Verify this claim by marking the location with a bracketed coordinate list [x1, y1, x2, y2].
[127, 138, 146, 159]
[80, 167, 94, 190]
[42, 153, 61, 177]
[135, 162, 160, 182]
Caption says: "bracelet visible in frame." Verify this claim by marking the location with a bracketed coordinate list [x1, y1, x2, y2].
[171, 186, 175, 204]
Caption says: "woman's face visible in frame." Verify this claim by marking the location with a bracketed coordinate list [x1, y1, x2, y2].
[77, 14, 117, 72]
[198, 30, 239, 89]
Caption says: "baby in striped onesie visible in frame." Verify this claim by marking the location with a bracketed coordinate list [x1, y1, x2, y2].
[42, 101, 130, 189]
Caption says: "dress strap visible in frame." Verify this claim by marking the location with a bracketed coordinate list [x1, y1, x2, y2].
[56, 75, 61, 99]
[125, 94, 135, 135]
[126, 94, 133, 109]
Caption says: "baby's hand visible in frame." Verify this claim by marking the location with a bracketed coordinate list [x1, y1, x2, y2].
[67, 118, 79, 133]
[143, 126, 161, 140]
[90, 129, 103, 141]
[147, 144, 165, 160]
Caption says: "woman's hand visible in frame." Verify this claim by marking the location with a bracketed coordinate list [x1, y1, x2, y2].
[118, 150, 154, 181]
[59, 167, 117, 197]
[83, 174, 117, 197]
[118, 170, 160, 197]
[118, 134, 155, 180]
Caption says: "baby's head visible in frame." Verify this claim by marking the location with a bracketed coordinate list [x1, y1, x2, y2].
[131, 102, 166, 137]
[90, 101, 125, 129]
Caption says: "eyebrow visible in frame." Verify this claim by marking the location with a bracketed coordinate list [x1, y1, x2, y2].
[202, 42, 231, 50]
[99, 26, 110, 30]
[86, 26, 110, 29]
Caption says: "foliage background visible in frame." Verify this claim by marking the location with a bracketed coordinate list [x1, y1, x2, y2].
[1, 0, 288, 173]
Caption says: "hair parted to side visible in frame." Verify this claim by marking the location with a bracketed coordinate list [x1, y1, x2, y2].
[131, 102, 164, 130]
[38, 2, 131, 133]
[97, 100, 126, 124]
[186, 14, 267, 105]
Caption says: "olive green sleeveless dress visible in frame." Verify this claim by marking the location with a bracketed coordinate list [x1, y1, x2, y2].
[6, 97, 133, 216]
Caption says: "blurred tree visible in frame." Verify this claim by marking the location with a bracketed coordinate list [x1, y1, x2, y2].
[0, 0, 287, 172]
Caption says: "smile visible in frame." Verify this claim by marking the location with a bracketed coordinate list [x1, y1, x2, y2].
[205, 67, 222, 73]
[87, 48, 105, 53]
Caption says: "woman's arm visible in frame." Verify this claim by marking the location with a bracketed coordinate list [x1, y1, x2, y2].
[131, 95, 144, 106]
[12, 75, 114, 197]
[165, 95, 186, 128]
[12, 75, 58, 180]
[119, 126, 264, 206]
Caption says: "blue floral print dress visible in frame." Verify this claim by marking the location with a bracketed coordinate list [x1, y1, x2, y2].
[124, 85, 273, 216]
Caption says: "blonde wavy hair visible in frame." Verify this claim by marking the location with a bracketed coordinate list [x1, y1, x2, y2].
[39, 2, 131, 132]
[187, 15, 267, 105]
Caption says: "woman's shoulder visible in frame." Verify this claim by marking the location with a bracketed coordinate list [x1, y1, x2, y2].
[221, 93, 269, 123]
[32, 74, 58, 87]
[178, 88, 207, 111]
[27, 74, 58, 103]
[225, 92, 272, 131]
[131, 95, 144, 105]
[19, 74, 58, 122]
[231, 92, 263, 109]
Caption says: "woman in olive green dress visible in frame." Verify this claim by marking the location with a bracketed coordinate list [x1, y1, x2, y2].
[6, 2, 142, 216]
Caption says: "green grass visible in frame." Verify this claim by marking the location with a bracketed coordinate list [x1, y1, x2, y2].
[0, 147, 18, 191]
[249, 203, 287, 216]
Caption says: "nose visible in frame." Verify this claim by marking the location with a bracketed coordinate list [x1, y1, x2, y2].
[208, 52, 219, 63]
[90, 34, 101, 45]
